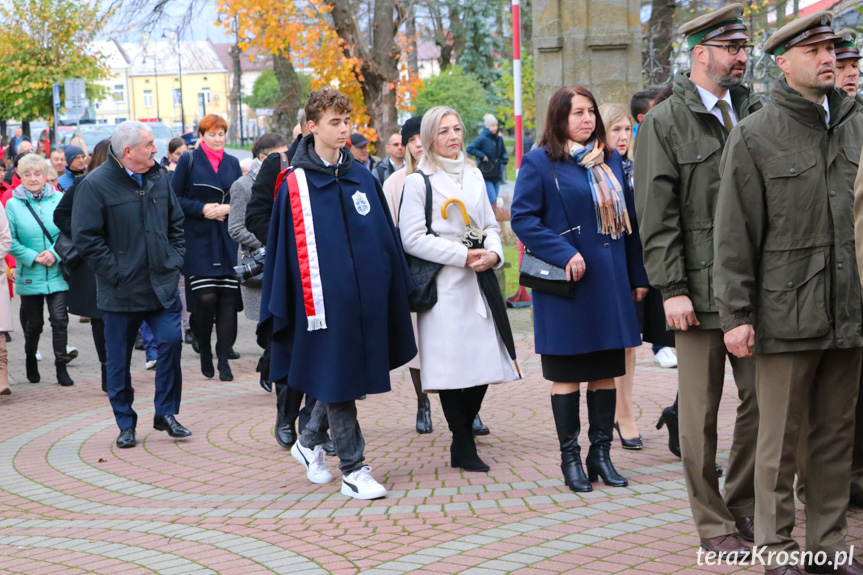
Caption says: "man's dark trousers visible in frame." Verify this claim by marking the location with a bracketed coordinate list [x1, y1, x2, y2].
[102, 299, 183, 430]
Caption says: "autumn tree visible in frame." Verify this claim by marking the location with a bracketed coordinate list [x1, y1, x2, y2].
[0, 0, 109, 138]
[494, 54, 534, 133]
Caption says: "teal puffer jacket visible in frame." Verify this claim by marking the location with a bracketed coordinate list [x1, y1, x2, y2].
[7, 185, 69, 295]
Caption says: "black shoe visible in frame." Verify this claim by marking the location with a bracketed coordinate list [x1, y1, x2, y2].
[656, 403, 680, 458]
[259, 376, 272, 393]
[472, 413, 490, 436]
[100, 362, 108, 393]
[227, 349, 240, 360]
[26, 354, 40, 383]
[551, 391, 592, 492]
[56, 363, 74, 387]
[274, 415, 296, 449]
[200, 349, 214, 378]
[217, 355, 233, 382]
[184, 329, 194, 344]
[134, 332, 144, 350]
[585, 389, 628, 487]
[851, 491, 863, 508]
[614, 421, 643, 451]
[153, 415, 192, 438]
[321, 439, 336, 456]
[716, 464, 723, 478]
[61, 348, 78, 364]
[116, 427, 136, 448]
[416, 397, 433, 434]
[191, 333, 200, 354]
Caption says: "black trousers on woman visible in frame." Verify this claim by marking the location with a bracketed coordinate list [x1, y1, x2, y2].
[19, 292, 69, 363]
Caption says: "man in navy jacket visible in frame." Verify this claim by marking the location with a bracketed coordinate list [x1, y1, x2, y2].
[260, 89, 416, 499]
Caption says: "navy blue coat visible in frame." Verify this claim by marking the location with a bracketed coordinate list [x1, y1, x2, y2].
[466, 128, 509, 182]
[259, 138, 417, 403]
[511, 147, 649, 356]
[171, 146, 242, 277]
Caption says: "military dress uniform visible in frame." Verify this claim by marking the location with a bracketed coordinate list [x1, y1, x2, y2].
[715, 12, 863, 573]
[634, 3, 761, 550]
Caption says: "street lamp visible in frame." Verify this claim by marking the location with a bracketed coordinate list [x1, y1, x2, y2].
[162, 28, 186, 132]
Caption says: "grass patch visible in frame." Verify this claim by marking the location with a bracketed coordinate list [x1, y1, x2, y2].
[503, 244, 520, 295]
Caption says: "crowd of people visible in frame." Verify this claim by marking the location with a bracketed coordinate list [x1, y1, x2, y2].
[3, 5, 863, 573]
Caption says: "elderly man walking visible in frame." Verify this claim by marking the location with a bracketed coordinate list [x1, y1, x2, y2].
[717, 12, 863, 575]
[72, 121, 189, 449]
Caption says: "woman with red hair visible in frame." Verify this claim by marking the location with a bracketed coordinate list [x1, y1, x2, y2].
[172, 115, 243, 381]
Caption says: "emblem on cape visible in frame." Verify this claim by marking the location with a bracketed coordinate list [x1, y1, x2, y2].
[352, 190, 371, 216]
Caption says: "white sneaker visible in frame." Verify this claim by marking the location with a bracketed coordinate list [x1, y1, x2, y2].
[35, 350, 42, 361]
[145, 359, 157, 370]
[653, 346, 678, 368]
[291, 441, 333, 484]
[341, 466, 387, 500]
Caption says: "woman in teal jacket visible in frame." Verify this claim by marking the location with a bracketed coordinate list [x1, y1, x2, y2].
[7, 154, 72, 386]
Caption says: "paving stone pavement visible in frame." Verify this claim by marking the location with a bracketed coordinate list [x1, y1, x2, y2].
[1, 299, 862, 574]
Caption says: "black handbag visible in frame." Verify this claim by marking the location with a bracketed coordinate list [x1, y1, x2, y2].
[399, 170, 443, 312]
[25, 201, 80, 281]
[478, 136, 504, 182]
[518, 163, 577, 298]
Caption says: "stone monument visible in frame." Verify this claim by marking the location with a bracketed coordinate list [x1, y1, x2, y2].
[533, 0, 643, 132]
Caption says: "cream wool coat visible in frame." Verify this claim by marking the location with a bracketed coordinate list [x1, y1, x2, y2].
[0, 205, 13, 332]
[400, 158, 518, 391]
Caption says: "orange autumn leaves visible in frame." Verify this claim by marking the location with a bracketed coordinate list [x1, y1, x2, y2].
[217, 0, 422, 144]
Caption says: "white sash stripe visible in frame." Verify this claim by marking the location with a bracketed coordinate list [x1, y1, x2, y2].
[294, 169, 328, 331]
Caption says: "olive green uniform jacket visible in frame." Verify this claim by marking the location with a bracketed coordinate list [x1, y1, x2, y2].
[634, 72, 762, 330]
[715, 80, 863, 354]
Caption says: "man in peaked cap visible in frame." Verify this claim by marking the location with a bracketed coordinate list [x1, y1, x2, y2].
[716, 11, 863, 575]
[634, 3, 760, 560]
[835, 30, 861, 99]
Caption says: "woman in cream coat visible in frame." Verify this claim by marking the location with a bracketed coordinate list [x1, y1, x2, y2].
[400, 106, 519, 472]
[0, 203, 13, 395]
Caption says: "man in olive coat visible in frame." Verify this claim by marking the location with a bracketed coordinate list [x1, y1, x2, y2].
[716, 12, 863, 575]
[634, 3, 759, 558]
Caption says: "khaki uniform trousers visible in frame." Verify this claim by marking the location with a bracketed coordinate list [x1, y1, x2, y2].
[676, 328, 758, 540]
[852, 369, 863, 496]
[754, 348, 861, 570]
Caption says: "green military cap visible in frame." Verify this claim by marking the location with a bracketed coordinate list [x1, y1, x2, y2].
[679, 4, 750, 51]
[835, 29, 861, 61]
[764, 11, 841, 56]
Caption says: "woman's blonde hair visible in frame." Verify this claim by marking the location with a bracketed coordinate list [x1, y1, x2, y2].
[16, 154, 49, 177]
[598, 103, 634, 159]
[405, 133, 421, 174]
[419, 105, 473, 172]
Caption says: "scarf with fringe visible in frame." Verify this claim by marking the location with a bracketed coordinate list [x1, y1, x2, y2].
[572, 141, 632, 239]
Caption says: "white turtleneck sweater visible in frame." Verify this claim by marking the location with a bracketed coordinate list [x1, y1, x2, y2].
[438, 152, 466, 188]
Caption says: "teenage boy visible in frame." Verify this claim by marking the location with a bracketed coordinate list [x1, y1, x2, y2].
[259, 88, 416, 499]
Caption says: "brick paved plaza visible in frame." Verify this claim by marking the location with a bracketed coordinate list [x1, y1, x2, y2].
[1, 303, 861, 574]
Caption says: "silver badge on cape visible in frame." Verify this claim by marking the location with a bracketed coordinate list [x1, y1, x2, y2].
[352, 191, 371, 216]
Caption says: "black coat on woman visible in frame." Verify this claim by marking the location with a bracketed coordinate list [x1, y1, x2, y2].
[53, 174, 101, 318]
[170, 146, 242, 278]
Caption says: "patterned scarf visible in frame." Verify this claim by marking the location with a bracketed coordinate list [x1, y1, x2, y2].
[572, 141, 632, 239]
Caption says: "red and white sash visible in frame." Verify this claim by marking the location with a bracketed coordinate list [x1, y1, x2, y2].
[281, 168, 327, 331]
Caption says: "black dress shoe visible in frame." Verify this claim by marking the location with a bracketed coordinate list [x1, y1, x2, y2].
[153, 415, 192, 438]
[184, 329, 194, 344]
[656, 404, 680, 457]
[472, 414, 490, 436]
[614, 421, 643, 450]
[116, 428, 136, 448]
[716, 464, 723, 478]
[134, 332, 144, 350]
[321, 439, 336, 456]
[274, 417, 296, 449]
[851, 491, 863, 508]
[217, 356, 233, 382]
[227, 349, 240, 360]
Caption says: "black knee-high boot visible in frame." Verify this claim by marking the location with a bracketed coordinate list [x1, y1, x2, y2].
[275, 381, 304, 448]
[551, 391, 592, 492]
[440, 389, 489, 472]
[585, 389, 628, 487]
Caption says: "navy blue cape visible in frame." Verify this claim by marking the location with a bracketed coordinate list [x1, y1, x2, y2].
[259, 160, 417, 403]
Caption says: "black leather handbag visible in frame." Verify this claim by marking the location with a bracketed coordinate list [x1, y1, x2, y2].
[400, 170, 443, 312]
[25, 201, 81, 281]
[518, 163, 577, 298]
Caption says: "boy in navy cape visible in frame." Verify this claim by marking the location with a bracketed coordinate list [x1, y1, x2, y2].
[259, 89, 417, 499]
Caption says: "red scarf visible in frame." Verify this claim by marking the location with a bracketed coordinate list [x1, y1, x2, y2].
[200, 141, 224, 174]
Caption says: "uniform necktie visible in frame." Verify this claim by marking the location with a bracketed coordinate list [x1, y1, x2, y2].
[716, 100, 734, 134]
[131, 173, 143, 187]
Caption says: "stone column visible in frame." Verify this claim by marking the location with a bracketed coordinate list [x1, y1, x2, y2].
[533, 0, 643, 132]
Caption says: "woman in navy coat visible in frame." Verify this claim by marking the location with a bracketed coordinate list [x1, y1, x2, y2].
[171, 115, 243, 381]
[511, 86, 649, 493]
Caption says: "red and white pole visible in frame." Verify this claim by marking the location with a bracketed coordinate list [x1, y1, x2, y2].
[508, 0, 532, 305]
[512, 0, 523, 169]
